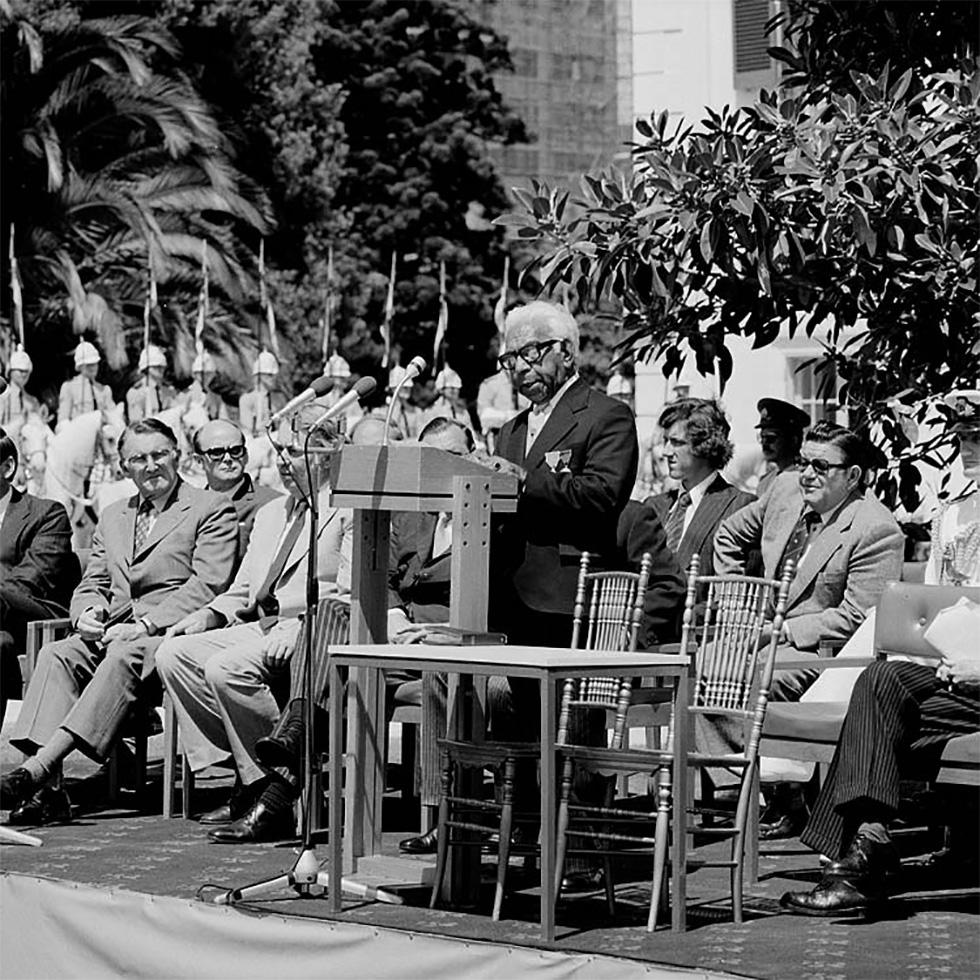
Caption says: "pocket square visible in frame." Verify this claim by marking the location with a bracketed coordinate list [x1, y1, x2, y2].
[544, 449, 572, 473]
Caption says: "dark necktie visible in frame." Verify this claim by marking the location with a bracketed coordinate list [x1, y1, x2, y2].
[780, 510, 821, 576]
[254, 501, 309, 616]
[133, 499, 155, 557]
[664, 490, 692, 553]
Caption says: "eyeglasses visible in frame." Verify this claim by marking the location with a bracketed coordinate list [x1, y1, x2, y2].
[125, 449, 174, 468]
[498, 339, 563, 372]
[797, 454, 849, 476]
[200, 445, 246, 462]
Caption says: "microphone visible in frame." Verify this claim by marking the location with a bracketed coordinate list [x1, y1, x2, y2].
[267, 375, 335, 426]
[310, 376, 378, 429]
[383, 356, 426, 447]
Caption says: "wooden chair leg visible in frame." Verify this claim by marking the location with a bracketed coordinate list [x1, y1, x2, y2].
[162, 694, 178, 818]
[648, 764, 672, 932]
[745, 766, 760, 885]
[492, 757, 516, 921]
[181, 756, 194, 820]
[106, 746, 121, 804]
[429, 755, 452, 910]
[554, 765, 573, 900]
[133, 730, 148, 807]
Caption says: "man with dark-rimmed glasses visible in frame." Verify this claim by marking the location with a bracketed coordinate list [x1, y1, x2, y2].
[194, 419, 280, 557]
[708, 419, 904, 837]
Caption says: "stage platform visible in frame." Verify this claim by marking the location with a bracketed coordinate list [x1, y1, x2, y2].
[2, 729, 979, 979]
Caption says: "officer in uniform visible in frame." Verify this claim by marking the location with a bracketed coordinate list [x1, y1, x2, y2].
[126, 344, 176, 423]
[0, 347, 41, 439]
[238, 350, 287, 438]
[57, 341, 115, 431]
[386, 364, 421, 440]
[756, 397, 811, 495]
[422, 365, 469, 428]
[187, 351, 227, 421]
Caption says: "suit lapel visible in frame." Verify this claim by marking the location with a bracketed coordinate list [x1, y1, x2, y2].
[133, 483, 191, 561]
[0, 488, 27, 554]
[280, 506, 339, 580]
[679, 476, 731, 564]
[787, 494, 860, 606]
[499, 410, 530, 466]
[523, 378, 588, 472]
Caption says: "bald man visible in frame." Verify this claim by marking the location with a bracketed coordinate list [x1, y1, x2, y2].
[195, 420, 280, 559]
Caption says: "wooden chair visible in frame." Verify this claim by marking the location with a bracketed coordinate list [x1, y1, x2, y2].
[163, 596, 352, 821]
[430, 551, 652, 921]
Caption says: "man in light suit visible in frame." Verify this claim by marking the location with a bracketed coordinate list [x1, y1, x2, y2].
[711, 420, 905, 835]
[155, 404, 352, 843]
[647, 398, 754, 578]
[0, 429, 81, 723]
[2, 419, 238, 823]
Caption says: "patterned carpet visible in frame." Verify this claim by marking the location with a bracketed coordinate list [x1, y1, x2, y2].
[2, 734, 979, 979]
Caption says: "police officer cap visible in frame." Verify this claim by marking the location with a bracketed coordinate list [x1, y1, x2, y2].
[323, 352, 351, 380]
[9, 346, 33, 372]
[74, 341, 101, 367]
[756, 398, 810, 431]
[435, 366, 462, 392]
[138, 345, 167, 371]
[252, 350, 279, 375]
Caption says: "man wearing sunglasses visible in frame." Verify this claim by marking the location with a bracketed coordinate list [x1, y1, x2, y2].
[710, 419, 904, 837]
[3, 418, 238, 824]
[154, 405, 352, 843]
[195, 419, 280, 558]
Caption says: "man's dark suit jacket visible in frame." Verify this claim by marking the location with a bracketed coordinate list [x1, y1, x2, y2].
[647, 474, 754, 578]
[615, 500, 686, 649]
[388, 511, 451, 624]
[493, 376, 638, 622]
[0, 489, 80, 624]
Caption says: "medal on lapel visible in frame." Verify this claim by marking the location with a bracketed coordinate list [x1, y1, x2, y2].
[544, 449, 572, 473]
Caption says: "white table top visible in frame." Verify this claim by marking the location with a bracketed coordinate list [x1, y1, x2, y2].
[333, 643, 688, 674]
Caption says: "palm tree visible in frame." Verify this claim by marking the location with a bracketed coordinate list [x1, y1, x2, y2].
[1, 1, 272, 389]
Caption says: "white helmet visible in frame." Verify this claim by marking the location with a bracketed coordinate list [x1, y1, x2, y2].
[388, 365, 413, 390]
[605, 374, 633, 399]
[74, 341, 101, 367]
[9, 346, 33, 373]
[138, 345, 167, 371]
[435, 366, 462, 392]
[192, 351, 216, 374]
[252, 350, 279, 375]
[323, 352, 351, 380]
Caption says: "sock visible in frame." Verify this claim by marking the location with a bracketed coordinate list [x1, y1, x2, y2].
[258, 773, 297, 812]
[31, 729, 78, 779]
[857, 821, 891, 846]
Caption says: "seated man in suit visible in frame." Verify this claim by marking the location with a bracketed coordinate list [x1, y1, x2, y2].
[648, 398, 754, 577]
[711, 420, 905, 836]
[2, 419, 238, 824]
[0, 428, 81, 723]
[155, 405, 352, 843]
[781, 657, 980, 916]
[194, 419, 280, 556]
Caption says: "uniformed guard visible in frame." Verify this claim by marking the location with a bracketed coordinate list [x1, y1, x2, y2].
[57, 341, 115, 430]
[0, 347, 41, 437]
[386, 363, 420, 440]
[422, 365, 468, 427]
[239, 350, 287, 437]
[126, 344, 176, 422]
[756, 396, 811, 495]
[187, 351, 226, 421]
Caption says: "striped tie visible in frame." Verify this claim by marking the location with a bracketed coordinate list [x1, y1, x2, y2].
[779, 511, 821, 576]
[133, 499, 154, 557]
[664, 490, 692, 553]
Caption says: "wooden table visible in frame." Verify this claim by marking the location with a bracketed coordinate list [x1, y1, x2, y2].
[327, 644, 690, 941]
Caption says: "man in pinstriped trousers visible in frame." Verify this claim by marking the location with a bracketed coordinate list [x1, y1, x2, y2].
[781, 658, 980, 916]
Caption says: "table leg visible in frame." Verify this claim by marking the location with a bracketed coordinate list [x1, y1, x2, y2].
[539, 674, 556, 942]
[671, 668, 688, 932]
[328, 661, 343, 912]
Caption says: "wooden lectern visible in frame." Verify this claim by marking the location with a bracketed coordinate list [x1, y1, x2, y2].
[329, 445, 518, 868]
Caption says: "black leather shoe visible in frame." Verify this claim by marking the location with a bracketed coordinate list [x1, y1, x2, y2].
[759, 809, 808, 840]
[399, 826, 438, 854]
[199, 778, 258, 824]
[208, 800, 295, 844]
[560, 869, 604, 894]
[825, 831, 899, 880]
[8, 785, 73, 826]
[199, 802, 233, 825]
[780, 876, 883, 916]
[1, 768, 37, 811]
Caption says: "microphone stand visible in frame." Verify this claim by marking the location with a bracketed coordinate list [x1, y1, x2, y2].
[213, 425, 401, 907]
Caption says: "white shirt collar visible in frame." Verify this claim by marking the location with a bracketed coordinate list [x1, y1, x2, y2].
[684, 471, 718, 511]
